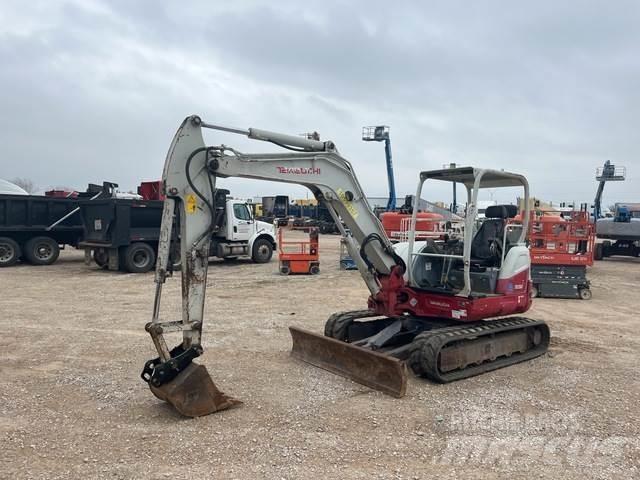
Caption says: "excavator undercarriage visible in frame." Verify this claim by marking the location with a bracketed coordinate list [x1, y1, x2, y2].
[290, 310, 549, 397]
[141, 115, 550, 417]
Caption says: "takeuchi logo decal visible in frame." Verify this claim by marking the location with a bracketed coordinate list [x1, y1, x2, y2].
[276, 166, 321, 175]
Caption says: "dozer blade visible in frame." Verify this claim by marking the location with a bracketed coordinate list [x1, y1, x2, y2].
[149, 363, 241, 417]
[289, 326, 408, 397]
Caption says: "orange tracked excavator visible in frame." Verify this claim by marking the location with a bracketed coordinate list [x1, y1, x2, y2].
[140, 116, 549, 417]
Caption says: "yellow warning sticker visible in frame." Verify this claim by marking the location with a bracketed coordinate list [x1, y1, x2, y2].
[336, 188, 359, 219]
[186, 194, 197, 214]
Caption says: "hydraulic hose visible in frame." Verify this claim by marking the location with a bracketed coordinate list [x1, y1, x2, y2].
[360, 233, 406, 276]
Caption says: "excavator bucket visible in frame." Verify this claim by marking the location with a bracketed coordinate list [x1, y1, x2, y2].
[289, 326, 408, 397]
[149, 363, 241, 417]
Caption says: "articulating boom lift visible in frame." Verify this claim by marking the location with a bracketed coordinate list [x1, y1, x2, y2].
[141, 116, 550, 417]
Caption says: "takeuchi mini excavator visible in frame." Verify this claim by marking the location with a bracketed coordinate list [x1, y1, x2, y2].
[141, 116, 550, 417]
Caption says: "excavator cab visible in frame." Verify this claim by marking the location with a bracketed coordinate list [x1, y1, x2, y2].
[410, 204, 521, 294]
[399, 167, 530, 299]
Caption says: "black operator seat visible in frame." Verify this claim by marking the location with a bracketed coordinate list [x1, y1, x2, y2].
[470, 204, 518, 267]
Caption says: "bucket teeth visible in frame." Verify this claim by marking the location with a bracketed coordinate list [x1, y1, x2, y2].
[289, 326, 408, 397]
[149, 363, 241, 417]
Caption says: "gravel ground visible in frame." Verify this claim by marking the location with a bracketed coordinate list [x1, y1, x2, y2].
[1, 235, 639, 479]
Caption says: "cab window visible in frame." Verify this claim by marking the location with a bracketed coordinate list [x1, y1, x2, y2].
[233, 204, 252, 221]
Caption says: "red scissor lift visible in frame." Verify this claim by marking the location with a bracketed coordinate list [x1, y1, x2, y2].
[526, 206, 595, 300]
[277, 225, 320, 275]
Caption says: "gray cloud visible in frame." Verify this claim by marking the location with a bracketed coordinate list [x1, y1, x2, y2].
[1, 0, 638, 206]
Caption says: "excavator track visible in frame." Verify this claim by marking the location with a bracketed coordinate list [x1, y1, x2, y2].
[408, 317, 550, 383]
[324, 309, 382, 340]
[292, 311, 549, 396]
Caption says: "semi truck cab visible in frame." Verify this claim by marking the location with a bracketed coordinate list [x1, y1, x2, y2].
[210, 198, 276, 262]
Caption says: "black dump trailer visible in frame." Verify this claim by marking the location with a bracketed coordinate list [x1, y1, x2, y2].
[78, 197, 169, 273]
[0, 183, 116, 267]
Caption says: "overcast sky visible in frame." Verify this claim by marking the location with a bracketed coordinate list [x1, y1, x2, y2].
[1, 0, 638, 206]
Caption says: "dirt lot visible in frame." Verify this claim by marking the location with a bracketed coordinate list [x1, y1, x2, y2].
[1, 235, 639, 479]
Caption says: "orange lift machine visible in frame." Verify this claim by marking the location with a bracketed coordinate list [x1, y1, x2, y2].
[524, 205, 595, 300]
[277, 224, 320, 275]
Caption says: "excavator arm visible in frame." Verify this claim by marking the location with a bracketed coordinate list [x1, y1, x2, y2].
[141, 116, 406, 416]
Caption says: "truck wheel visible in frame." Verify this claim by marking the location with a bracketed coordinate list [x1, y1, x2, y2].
[530, 285, 538, 298]
[24, 236, 60, 265]
[594, 243, 603, 261]
[310, 265, 320, 275]
[93, 249, 109, 268]
[280, 265, 290, 275]
[0, 237, 21, 267]
[252, 238, 273, 263]
[123, 242, 156, 273]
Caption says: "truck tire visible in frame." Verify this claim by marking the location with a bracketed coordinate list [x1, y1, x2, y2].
[594, 243, 603, 261]
[24, 236, 60, 265]
[123, 242, 156, 273]
[0, 237, 21, 267]
[93, 249, 109, 268]
[252, 238, 273, 263]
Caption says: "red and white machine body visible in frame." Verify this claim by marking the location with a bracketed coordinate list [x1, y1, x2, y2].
[370, 168, 532, 322]
[143, 116, 545, 415]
